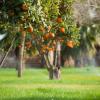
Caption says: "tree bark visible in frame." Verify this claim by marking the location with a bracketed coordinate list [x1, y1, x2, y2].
[18, 35, 25, 77]
[48, 50, 54, 79]
[53, 68, 60, 79]
[48, 67, 61, 80]
[48, 41, 61, 80]
[49, 67, 54, 79]
[54, 41, 61, 79]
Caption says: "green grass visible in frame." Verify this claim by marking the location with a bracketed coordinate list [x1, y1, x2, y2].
[0, 67, 100, 100]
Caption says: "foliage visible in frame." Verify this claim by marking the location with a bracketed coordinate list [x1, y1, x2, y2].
[61, 0, 100, 60]
[0, 0, 80, 54]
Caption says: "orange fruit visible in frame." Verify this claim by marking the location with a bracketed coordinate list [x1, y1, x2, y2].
[43, 32, 55, 40]
[27, 24, 33, 33]
[49, 32, 55, 38]
[43, 34, 49, 40]
[56, 17, 62, 23]
[60, 27, 65, 33]
[66, 41, 74, 48]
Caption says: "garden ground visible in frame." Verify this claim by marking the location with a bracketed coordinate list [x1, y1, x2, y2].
[0, 67, 100, 100]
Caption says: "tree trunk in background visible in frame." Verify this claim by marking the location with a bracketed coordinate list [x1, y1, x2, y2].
[40, 54, 45, 67]
[14, 48, 18, 70]
[18, 35, 25, 77]
[95, 44, 100, 66]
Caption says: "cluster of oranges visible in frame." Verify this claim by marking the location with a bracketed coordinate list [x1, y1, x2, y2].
[41, 45, 55, 53]
[56, 16, 74, 48]
[27, 24, 33, 33]
[43, 32, 55, 40]
[18, 16, 75, 50]
[56, 17, 65, 33]
[20, 24, 33, 36]
[18, 23, 33, 49]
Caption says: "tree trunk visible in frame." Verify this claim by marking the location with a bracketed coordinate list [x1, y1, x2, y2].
[49, 67, 54, 79]
[44, 41, 61, 80]
[14, 47, 19, 70]
[48, 66, 61, 80]
[54, 41, 61, 79]
[53, 67, 60, 79]
[18, 35, 25, 77]
[48, 50, 54, 79]
[48, 41, 61, 80]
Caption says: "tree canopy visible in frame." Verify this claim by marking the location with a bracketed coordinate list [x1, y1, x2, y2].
[0, 0, 80, 53]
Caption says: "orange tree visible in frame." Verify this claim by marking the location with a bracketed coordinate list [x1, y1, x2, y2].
[0, 0, 80, 79]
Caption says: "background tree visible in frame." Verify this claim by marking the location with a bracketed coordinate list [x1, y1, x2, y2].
[61, 0, 100, 67]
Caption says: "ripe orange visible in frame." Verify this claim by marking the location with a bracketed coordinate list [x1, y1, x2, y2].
[43, 34, 49, 40]
[43, 32, 55, 40]
[56, 17, 62, 23]
[60, 27, 65, 33]
[49, 32, 55, 38]
[66, 41, 74, 48]
[27, 24, 33, 33]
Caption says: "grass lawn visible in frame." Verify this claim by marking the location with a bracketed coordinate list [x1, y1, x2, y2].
[0, 67, 100, 100]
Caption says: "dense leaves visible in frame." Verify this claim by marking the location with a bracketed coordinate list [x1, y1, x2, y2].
[0, 0, 80, 54]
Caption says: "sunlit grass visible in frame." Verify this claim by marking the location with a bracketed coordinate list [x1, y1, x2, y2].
[0, 67, 100, 100]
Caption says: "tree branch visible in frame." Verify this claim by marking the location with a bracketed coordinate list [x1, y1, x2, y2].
[0, 37, 15, 68]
